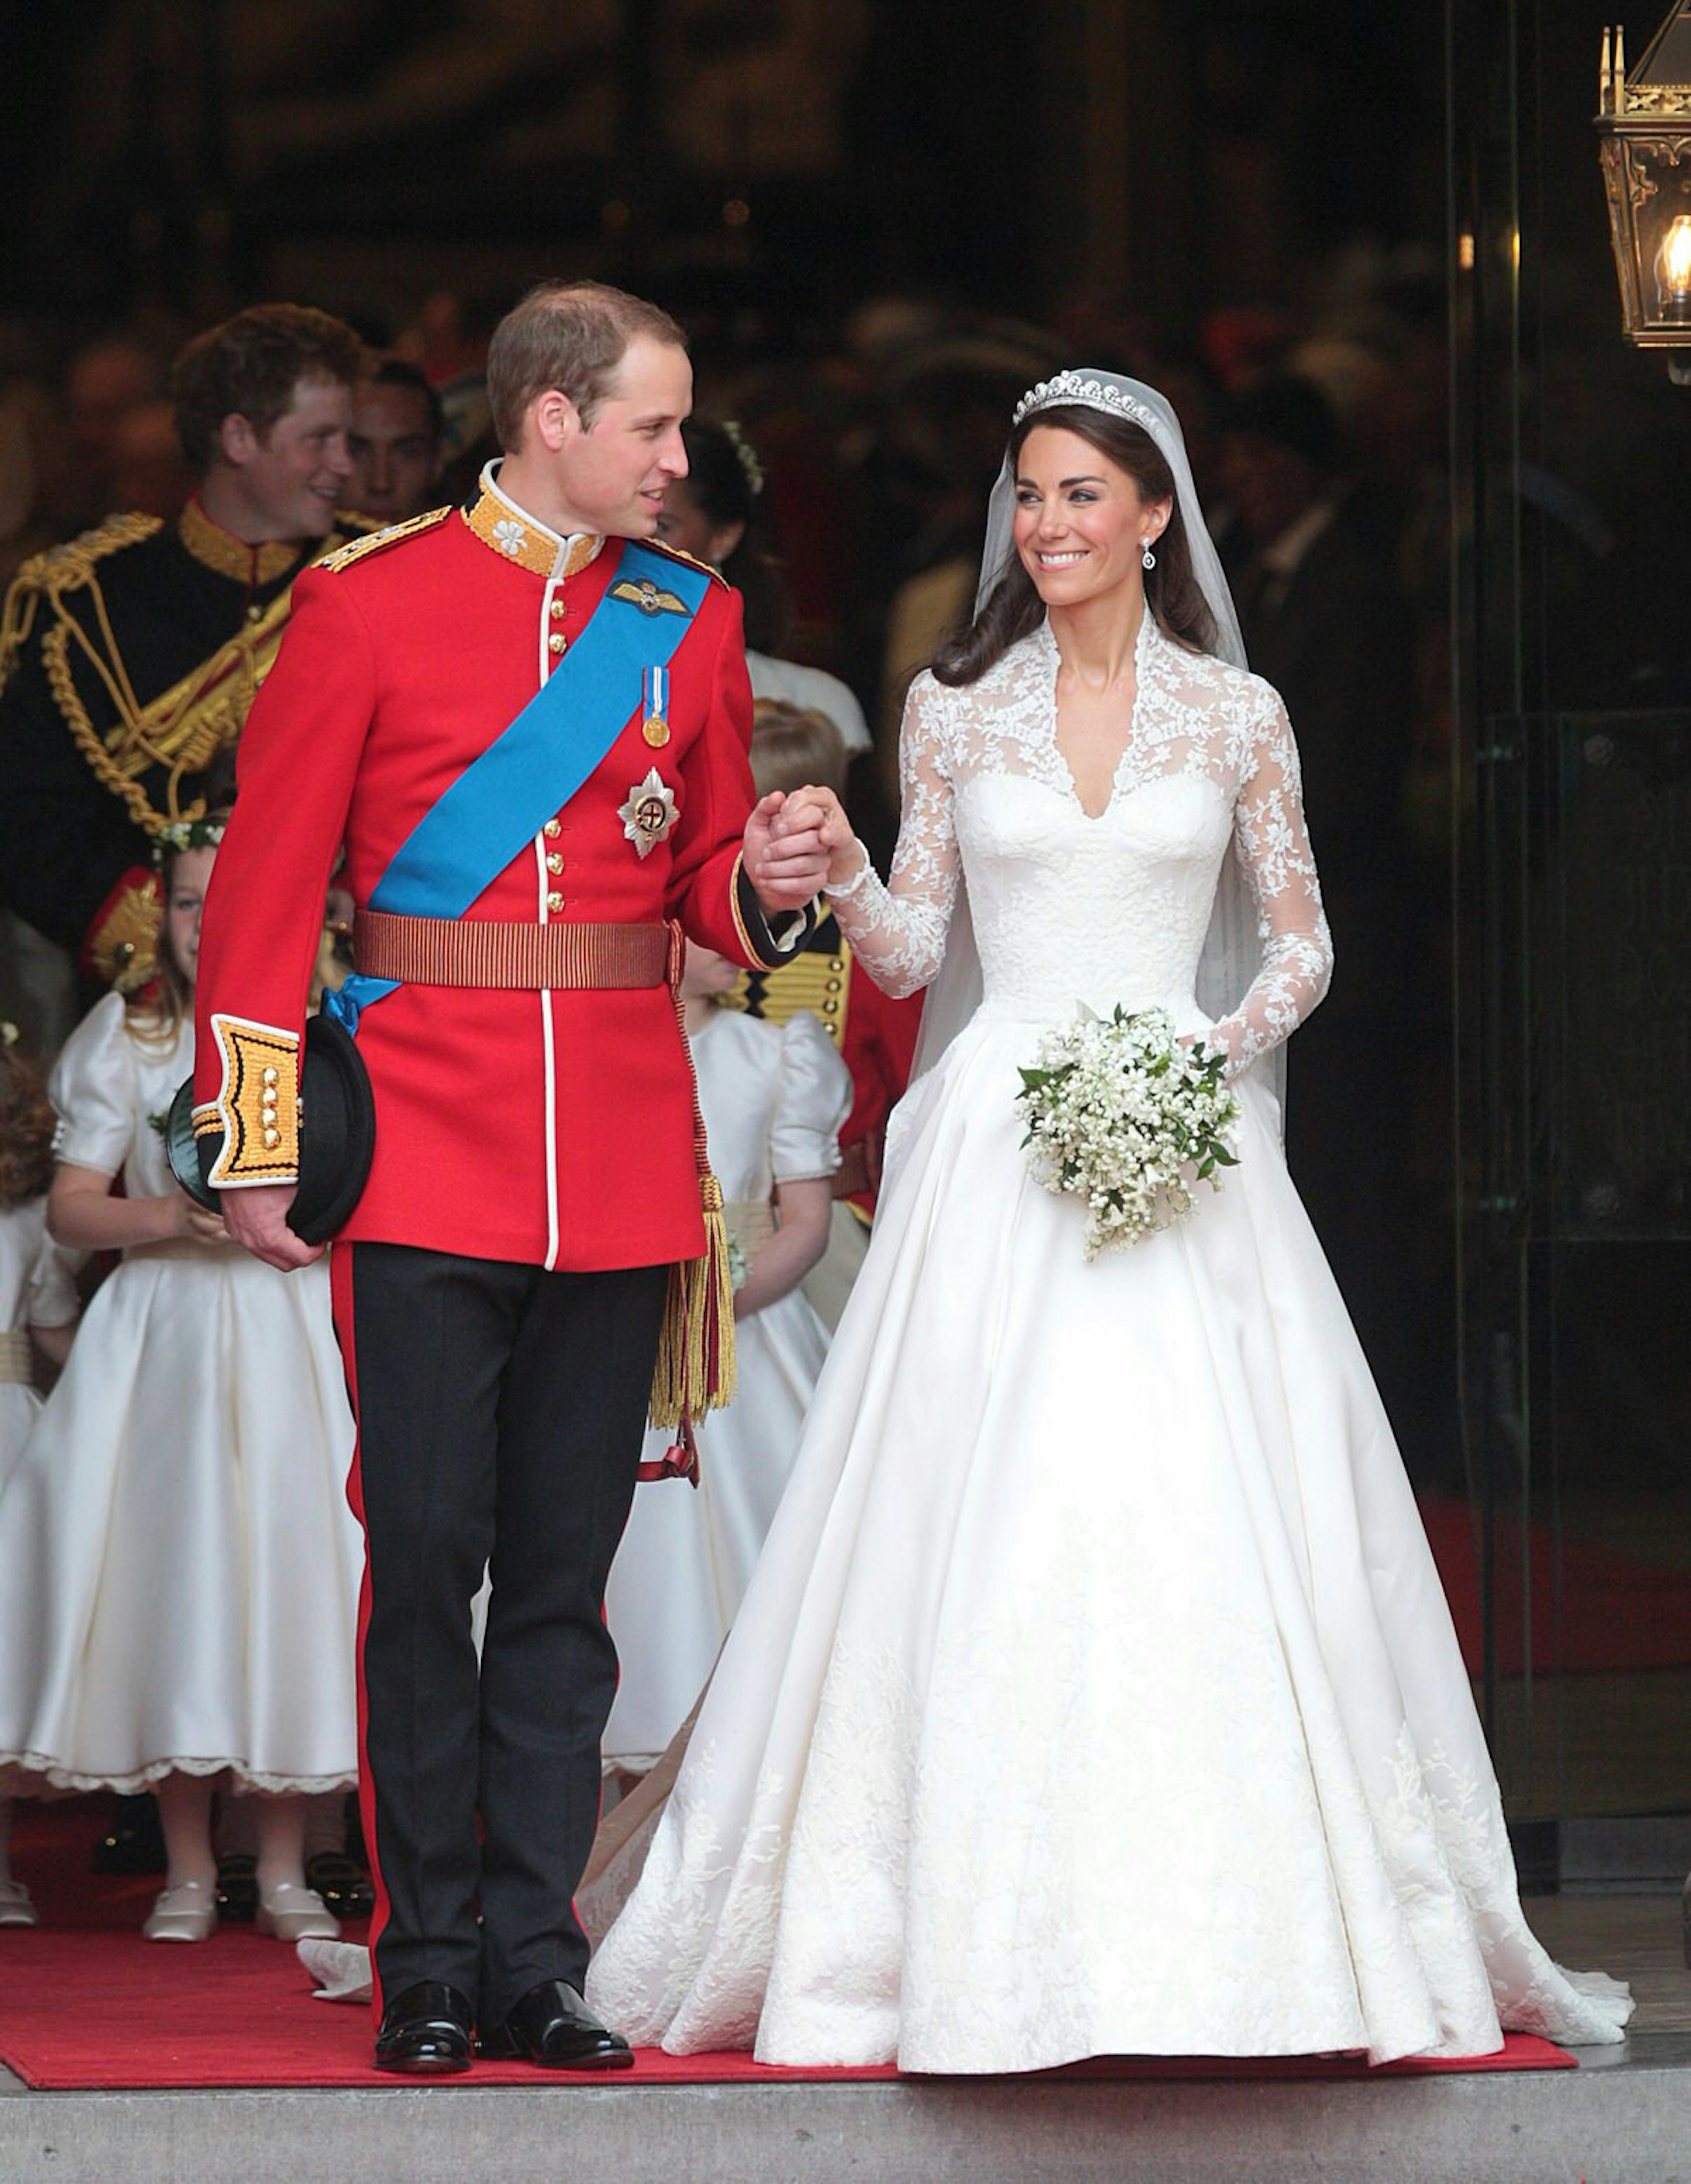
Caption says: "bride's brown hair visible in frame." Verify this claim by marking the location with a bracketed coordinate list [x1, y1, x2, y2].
[930, 405, 1217, 688]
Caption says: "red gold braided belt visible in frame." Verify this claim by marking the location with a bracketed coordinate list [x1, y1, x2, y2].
[353, 909, 671, 990]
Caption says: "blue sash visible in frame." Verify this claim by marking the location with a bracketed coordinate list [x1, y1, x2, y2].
[325, 539, 710, 1032]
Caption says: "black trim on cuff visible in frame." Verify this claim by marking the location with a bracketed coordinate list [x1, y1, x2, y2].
[735, 866, 818, 967]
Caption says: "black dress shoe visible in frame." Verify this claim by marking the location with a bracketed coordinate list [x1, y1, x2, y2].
[479, 1980, 634, 2070]
[303, 1849, 375, 1919]
[214, 1852, 258, 1922]
[373, 1981, 475, 2075]
[92, 1793, 166, 1875]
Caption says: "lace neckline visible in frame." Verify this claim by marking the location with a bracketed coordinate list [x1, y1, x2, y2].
[1036, 611, 1163, 823]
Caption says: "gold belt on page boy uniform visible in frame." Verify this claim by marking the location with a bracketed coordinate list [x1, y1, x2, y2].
[0, 1328, 34, 1384]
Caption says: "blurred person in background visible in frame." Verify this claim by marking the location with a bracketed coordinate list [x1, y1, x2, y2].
[347, 360, 445, 527]
[1222, 373, 1430, 1472]
[0, 304, 369, 994]
[407, 288, 502, 502]
[659, 415, 871, 761]
[60, 331, 174, 530]
[107, 398, 196, 522]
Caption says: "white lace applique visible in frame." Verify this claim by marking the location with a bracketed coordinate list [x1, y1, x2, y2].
[829, 619, 1333, 1075]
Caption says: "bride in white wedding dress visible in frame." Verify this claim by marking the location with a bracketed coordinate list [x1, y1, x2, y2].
[582, 370, 1632, 2074]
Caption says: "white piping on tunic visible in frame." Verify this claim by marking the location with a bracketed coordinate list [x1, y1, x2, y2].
[538, 576, 563, 1268]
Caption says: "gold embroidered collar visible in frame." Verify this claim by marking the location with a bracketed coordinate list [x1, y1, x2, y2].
[178, 497, 303, 589]
[463, 462, 602, 581]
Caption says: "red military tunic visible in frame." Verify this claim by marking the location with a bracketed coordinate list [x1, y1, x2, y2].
[193, 472, 798, 1270]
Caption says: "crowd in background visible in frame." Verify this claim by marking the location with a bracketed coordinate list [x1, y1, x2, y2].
[0, 251, 1458, 1485]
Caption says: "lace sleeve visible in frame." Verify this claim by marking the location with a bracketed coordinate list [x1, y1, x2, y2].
[827, 673, 959, 999]
[1207, 690, 1334, 1076]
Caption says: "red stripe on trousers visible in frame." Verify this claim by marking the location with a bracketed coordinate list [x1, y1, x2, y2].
[329, 1241, 392, 2026]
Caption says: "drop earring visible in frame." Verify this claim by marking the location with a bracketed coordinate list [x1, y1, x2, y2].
[1141, 539, 1157, 571]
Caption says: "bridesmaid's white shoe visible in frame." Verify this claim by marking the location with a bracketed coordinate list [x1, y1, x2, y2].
[143, 1880, 218, 1942]
[0, 1878, 37, 1928]
[256, 1881, 340, 1943]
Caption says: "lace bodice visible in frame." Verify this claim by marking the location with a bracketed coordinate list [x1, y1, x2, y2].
[831, 618, 1333, 1072]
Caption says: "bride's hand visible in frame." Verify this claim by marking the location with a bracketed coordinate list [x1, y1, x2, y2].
[777, 786, 864, 893]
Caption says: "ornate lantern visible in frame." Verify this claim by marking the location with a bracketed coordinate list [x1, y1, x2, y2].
[1597, 6, 1691, 372]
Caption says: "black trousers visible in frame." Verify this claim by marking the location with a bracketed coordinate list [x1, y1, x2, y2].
[331, 1241, 668, 2023]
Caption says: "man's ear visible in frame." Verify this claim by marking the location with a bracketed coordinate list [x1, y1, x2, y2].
[530, 389, 580, 454]
[217, 412, 259, 468]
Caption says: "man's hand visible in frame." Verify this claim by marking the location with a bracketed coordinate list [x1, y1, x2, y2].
[742, 789, 831, 916]
[221, 1181, 324, 1270]
[770, 785, 865, 893]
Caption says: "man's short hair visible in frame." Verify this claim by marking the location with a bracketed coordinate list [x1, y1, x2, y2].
[750, 698, 848, 800]
[172, 305, 367, 470]
[365, 357, 446, 445]
[485, 281, 687, 451]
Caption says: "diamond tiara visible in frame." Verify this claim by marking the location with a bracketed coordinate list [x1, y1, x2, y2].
[1012, 372, 1163, 435]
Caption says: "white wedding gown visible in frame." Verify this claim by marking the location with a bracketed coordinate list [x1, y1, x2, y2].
[585, 616, 1632, 2071]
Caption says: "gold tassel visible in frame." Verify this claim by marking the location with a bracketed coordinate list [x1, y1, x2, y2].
[648, 1171, 738, 1432]
[646, 919, 736, 1483]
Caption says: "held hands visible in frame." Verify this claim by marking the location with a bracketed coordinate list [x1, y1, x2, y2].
[219, 1182, 324, 1271]
[742, 790, 828, 915]
[744, 786, 864, 903]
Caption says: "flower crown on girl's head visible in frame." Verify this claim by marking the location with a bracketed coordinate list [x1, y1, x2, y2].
[152, 816, 227, 866]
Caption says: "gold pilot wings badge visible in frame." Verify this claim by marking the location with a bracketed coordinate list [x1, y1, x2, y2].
[619, 769, 680, 858]
[609, 575, 689, 616]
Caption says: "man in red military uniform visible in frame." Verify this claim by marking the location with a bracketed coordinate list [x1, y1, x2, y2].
[192, 282, 827, 2074]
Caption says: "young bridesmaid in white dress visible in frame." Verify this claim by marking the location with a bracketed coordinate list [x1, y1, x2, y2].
[602, 941, 849, 1773]
[0, 1030, 80, 1928]
[0, 828, 363, 1943]
[583, 373, 1632, 2071]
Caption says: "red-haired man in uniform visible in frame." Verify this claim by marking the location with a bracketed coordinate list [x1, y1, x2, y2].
[192, 282, 827, 2075]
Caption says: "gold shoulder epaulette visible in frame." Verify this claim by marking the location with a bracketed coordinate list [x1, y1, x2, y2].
[315, 505, 451, 574]
[643, 535, 728, 590]
[0, 512, 164, 697]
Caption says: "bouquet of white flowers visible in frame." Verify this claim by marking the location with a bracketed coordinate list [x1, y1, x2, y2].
[1015, 1006, 1241, 1259]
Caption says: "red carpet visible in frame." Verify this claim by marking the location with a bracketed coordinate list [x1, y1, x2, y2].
[0, 1802, 1573, 2089]
[1418, 1494, 1691, 1678]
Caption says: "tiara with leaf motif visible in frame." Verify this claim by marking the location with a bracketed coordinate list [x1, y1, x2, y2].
[1012, 372, 1164, 436]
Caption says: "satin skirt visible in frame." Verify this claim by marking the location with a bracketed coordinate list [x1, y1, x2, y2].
[584, 1017, 1632, 2072]
[0, 1245, 362, 1796]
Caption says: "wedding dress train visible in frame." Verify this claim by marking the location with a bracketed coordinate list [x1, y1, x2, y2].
[582, 618, 1631, 2071]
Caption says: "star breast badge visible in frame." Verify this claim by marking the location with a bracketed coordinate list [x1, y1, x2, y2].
[619, 768, 680, 858]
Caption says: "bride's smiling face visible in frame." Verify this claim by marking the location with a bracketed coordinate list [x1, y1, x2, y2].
[1012, 425, 1170, 609]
